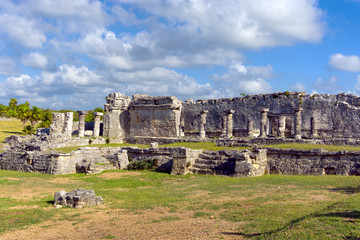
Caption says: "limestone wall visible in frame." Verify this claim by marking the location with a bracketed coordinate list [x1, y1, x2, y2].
[128, 95, 182, 138]
[182, 92, 360, 138]
[0, 147, 124, 174]
[266, 148, 360, 175]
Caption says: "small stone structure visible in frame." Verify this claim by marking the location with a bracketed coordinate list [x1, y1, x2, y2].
[128, 94, 182, 138]
[54, 189, 103, 208]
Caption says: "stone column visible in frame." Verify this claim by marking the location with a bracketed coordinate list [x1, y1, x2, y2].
[225, 110, 235, 138]
[199, 110, 208, 139]
[247, 120, 254, 137]
[278, 116, 286, 138]
[259, 108, 269, 138]
[222, 115, 227, 137]
[311, 117, 318, 138]
[77, 111, 88, 137]
[293, 107, 303, 140]
[103, 93, 131, 138]
[64, 112, 73, 139]
[92, 112, 103, 137]
[180, 117, 185, 137]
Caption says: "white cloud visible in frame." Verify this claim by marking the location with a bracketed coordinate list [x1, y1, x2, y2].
[118, 0, 325, 48]
[213, 63, 273, 95]
[329, 53, 360, 72]
[0, 0, 327, 109]
[0, 65, 219, 109]
[315, 76, 340, 91]
[0, 14, 46, 48]
[290, 82, 306, 91]
[21, 52, 49, 69]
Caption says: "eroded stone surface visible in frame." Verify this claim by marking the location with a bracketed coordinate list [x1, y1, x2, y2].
[54, 189, 103, 208]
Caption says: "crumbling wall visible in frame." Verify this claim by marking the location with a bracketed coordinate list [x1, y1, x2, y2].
[128, 95, 182, 138]
[189, 149, 268, 177]
[182, 92, 360, 138]
[103, 92, 131, 138]
[50, 112, 73, 141]
[0, 146, 125, 174]
[266, 148, 360, 175]
[123, 147, 200, 173]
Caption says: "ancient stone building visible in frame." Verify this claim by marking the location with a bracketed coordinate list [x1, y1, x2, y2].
[96, 92, 360, 140]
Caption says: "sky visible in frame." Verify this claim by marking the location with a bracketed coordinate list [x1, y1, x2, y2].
[0, 0, 360, 110]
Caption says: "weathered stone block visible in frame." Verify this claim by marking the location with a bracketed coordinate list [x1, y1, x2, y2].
[54, 189, 103, 208]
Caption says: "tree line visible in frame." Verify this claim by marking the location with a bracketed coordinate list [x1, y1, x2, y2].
[0, 98, 105, 135]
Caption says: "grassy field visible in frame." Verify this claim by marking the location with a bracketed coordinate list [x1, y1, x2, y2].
[0, 170, 360, 239]
[0, 118, 23, 143]
[54, 143, 152, 153]
[158, 142, 249, 151]
[54, 142, 250, 153]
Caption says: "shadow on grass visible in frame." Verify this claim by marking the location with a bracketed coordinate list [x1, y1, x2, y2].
[222, 203, 360, 238]
[329, 186, 360, 195]
[1, 131, 21, 134]
[46, 200, 54, 205]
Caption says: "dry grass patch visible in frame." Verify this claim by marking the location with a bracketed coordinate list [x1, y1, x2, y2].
[99, 171, 144, 179]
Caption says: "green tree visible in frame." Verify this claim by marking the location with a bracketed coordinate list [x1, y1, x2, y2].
[29, 106, 42, 126]
[17, 104, 31, 125]
[0, 104, 8, 116]
[8, 98, 18, 110]
[94, 107, 104, 113]
[38, 111, 52, 128]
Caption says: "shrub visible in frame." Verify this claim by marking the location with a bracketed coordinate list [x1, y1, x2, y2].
[127, 159, 158, 170]
[22, 125, 35, 135]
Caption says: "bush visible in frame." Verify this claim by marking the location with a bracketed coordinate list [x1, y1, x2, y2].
[127, 159, 158, 170]
[22, 125, 36, 135]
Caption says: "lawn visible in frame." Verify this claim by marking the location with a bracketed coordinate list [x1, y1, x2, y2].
[158, 141, 249, 151]
[0, 170, 360, 239]
[0, 118, 23, 143]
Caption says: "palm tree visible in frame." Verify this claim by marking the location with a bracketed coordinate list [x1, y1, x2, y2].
[17, 104, 31, 126]
[8, 98, 17, 110]
[30, 106, 42, 126]
[39, 111, 52, 128]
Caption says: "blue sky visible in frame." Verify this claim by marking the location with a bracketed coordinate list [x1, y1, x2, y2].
[0, 0, 360, 110]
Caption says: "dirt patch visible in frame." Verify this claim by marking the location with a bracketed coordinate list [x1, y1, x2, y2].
[0, 207, 244, 240]
[99, 171, 143, 179]
[0, 186, 55, 199]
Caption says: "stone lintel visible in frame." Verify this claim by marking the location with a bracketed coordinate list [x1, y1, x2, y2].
[224, 109, 235, 114]
[200, 110, 209, 114]
[293, 107, 303, 112]
[92, 112, 104, 116]
[260, 108, 269, 113]
[77, 111, 89, 115]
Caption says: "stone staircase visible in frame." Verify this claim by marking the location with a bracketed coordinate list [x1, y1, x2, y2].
[190, 150, 236, 176]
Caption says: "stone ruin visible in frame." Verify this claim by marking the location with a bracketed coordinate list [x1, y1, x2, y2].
[56, 91, 360, 140]
[3, 91, 360, 177]
[54, 189, 104, 208]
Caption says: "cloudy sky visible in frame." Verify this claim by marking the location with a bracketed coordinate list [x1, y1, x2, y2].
[0, 0, 359, 110]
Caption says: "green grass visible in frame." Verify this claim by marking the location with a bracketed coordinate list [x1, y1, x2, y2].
[0, 118, 23, 143]
[54, 142, 249, 153]
[158, 141, 249, 151]
[1, 170, 360, 239]
[54, 143, 151, 153]
[263, 143, 360, 152]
